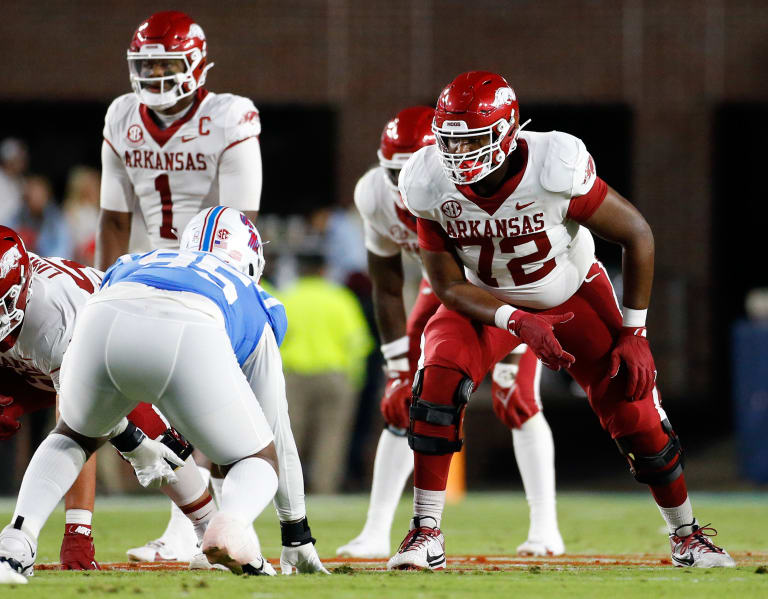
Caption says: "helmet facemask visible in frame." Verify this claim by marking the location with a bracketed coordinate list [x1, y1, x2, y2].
[127, 45, 213, 111]
[433, 117, 521, 185]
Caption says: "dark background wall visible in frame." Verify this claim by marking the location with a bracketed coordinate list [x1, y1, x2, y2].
[2, 1, 767, 486]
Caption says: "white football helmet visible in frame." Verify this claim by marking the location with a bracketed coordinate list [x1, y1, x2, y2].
[180, 207, 265, 281]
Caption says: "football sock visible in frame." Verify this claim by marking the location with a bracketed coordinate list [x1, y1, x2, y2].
[13, 433, 87, 539]
[65, 509, 93, 526]
[181, 494, 217, 543]
[360, 429, 413, 538]
[413, 488, 445, 528]
[511, 411, 559, 541]
[162, 456, 209, 506]
[658, 497, 695, 535]
[221, 457, 278, 524]
[412, 367, 465, 491]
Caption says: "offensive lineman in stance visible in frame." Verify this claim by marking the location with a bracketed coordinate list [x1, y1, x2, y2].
[97, 11, 264, 561]
[338, 106, 563, 558]
[0, 209, 328, 583]
[387, 71, 734, 570]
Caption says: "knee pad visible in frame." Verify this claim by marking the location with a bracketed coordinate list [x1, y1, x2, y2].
[615, 419, 684, 485]
[407, 368, 474, 455]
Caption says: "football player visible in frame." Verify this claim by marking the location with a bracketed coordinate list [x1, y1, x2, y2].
[0, 209, 328, 583]
[337, 106, 563, 559]
[0, 226, 203, 574]
[97, 10, 263, 560]
[386, 72, 734, 570]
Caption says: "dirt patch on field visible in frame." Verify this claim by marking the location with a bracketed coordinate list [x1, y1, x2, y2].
[35, 552, 768, 572]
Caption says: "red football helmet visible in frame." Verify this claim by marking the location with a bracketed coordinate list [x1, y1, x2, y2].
[127, 11, 214, 110]
[0, 227, 32, 347]
[432, 71, 526, 184]
[377, 106, 436, 192]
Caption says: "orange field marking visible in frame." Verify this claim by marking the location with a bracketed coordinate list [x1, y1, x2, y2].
[35, 552, 768, 572]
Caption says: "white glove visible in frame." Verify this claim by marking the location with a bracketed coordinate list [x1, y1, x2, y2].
[120, 436, 185, 488]
[280, 543, 330, 575]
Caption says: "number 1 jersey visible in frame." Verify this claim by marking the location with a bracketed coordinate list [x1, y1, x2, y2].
[102, 89, 261, 248]
[400, 130, 608, 310]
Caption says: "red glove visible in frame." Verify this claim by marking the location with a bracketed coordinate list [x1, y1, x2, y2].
[0, 394, 24, 441]
[60, 523, 100, 570]
[507, 310, 575, 371]
[380, 370, 413, 430]
[609, 326, 656, 402]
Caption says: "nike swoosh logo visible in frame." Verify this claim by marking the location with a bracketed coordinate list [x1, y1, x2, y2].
[584, 272, 600, 283]
[181, 135, 197, 143]
[515, 201, 535, 210]
[672, 553, 695, 567]
[26, 538, 35, 559]
[426, 550, 445, 566]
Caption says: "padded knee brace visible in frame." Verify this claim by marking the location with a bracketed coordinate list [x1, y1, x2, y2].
[407, 368, 474, 455]
[615, 419, 684, 485]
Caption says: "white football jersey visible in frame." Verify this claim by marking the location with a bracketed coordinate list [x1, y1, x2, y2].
[401, 131, 602, 310]
[102, 90, 261, 248]
[354, 167, 420, 261]
[0, 254, 102, 392]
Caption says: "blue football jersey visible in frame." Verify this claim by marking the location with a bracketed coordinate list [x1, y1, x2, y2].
[102, 250, 287, 365]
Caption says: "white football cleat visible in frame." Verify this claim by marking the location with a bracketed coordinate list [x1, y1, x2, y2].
[336, 533, 389, 559]
[516, 532, 565, 556]
[0, 561, 27, 585]
[126, 536, 195, 562]
[202, 513, 261, 575]
[0, 524, 36, 581]
[188, 551, 228, 571]
[387, 518, 446, 571]
[669, 521, 735, 568]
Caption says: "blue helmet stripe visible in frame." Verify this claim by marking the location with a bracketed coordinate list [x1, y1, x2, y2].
[200, 206, 226, 251]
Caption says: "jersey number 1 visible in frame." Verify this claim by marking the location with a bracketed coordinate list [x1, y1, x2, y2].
[155, 174, 177, 240]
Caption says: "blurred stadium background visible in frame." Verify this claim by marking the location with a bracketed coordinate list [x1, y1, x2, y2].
[1, 0, 767, 503]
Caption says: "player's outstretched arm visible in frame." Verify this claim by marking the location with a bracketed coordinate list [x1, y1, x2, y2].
[581, 185, 656, 400]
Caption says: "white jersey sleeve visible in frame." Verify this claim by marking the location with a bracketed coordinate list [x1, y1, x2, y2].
[354, 168, 402, 257]
[100, 139, 136, 213]
[218, 136, 262, 212]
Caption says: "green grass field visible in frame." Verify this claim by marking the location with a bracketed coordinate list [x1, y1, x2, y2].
[1, 492, 767, 598]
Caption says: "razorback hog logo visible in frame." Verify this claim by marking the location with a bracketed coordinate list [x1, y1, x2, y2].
[239, 110, 259, 125]
[493, 87, 516, 107]
[0, 246, 22, 278]
[441, 200, 462, 218]
[582, 155, 595, 185]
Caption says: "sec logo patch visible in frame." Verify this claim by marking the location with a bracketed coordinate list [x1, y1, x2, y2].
[441, 200, 462, 218]
[126, 125, 144, 147]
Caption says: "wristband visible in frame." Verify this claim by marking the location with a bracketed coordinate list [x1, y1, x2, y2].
[386, 357, 410, 372]
[110, 421, 146, 453]
[622, 307, 647, 328]
[494, 305, 515, 331]
[381, 336, 409, 359]
[280, 517, 316, 547]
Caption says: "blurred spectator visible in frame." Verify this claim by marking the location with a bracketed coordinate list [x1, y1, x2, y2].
[0, 138, 29, 227]
[63, 166, 101, 265]
[278, 249, 374, 493]
[17, 175, 73, 258]
[308, 206, 368, 287]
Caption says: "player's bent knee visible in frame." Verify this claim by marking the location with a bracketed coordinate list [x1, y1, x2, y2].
[614, 419, 684, 485]
[407, 368, 473, 455]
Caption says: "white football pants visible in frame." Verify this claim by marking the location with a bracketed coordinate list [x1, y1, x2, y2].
[59, 293, 274, 465]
